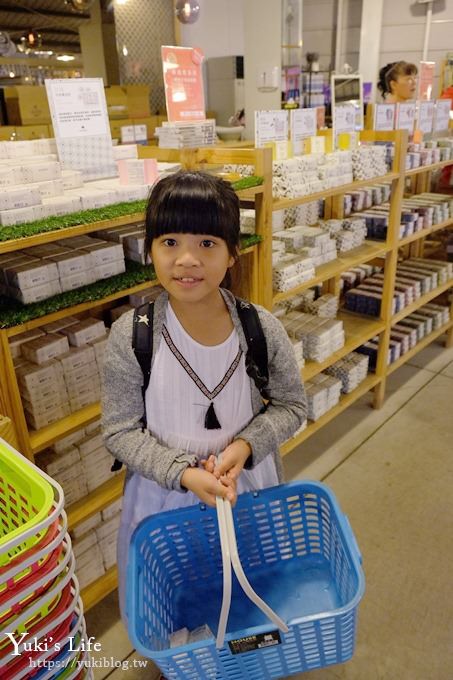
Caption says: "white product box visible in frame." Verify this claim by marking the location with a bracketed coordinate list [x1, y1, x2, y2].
[114, 184, 150, 202]
[0, 166, 15, 187]
[83, 447, 111, 476]
[19, 370, 66, 404]
[112, 144, 139, 160]
[40, 445, 80, 477]
[95, 259, 126, 280]
[66, 188, 117, 211]
[5, 260, 59, 288]
[58, 346, 96, 373]
[85, 418, 101, 435]
[59, 270, 93, 293]
[85, 467, 111, 493]
[41, 316, 80, 334]
[21, 333, 69, 365]
[22, 390, 68, 417]
[96, 512, 121, 542]
[78, 432, 104, 458]
[20, 161, 62, 184]
[0, 186, 42, 212]
[63, 361, 99, 393]
[76, 545, 105, 589]
[0, 206, 37, 226]
[16, 359, 64, 392]
[9, 279, 62, 304]
[61, 170, 84, 190]
[48, 251, 92, 278]
[61, 318, 106, 347]
[54, 461, 85, 487]
[69, 387, 100, 413]
[25, 403, 71, 430]
[73, 530, 98, 559]
[9, 328, 45, 359]
[83, 242, 124, 266]
[71, 512, 102, 540]
[66, 374, 100, 402]
[100, 537, 117, 570]
[52, 428, 86, 454]
[27, 243, 70, 259]
[101, 498, 122, 522]
[41, 196, 82, 218]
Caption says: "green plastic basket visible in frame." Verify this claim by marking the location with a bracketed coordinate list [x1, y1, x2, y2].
[0, 439, 55, 567]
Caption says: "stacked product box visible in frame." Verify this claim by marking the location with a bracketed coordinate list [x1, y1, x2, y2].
[240, 209, 256, 235]
[343, 183, 391, 216]
[325, 352, 370, 393]
[0, 236, 126, 304]
[281, 311, 345, 363]
[358, 304, 450, 369]
[351, 145, 388, 181]
[304, 373, 342, 421]
[341, 264, 381, 292]
[273, 254, 315, 292]
[93, 223, 148, 265]
[128, 284, 165, 307]
[319, 217, 367, 252]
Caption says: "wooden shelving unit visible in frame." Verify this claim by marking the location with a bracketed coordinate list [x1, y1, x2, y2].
[1, 135, 452, 610]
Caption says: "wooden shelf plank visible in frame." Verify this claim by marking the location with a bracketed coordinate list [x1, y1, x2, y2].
[399, 217, 453, 247]
[0, 213, 145, 255]
[81, 566, 118, 612]
[272, 172, 399, 211]
[387, 319, 453, 376]
[280, 374, 381, 456]
[67, 473, 125, 529]
[301, 313, 385, 381]
[31, 403, 101, 454]
[392, 278, 453, 324]
[273, 242, 389, 304]
[405, 159, 453, 177]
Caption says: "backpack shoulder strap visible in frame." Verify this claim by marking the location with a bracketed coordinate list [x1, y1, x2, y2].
[132, 301, 155, 394]
[111, 302, 154, 473]
[235, 297, 269, 397]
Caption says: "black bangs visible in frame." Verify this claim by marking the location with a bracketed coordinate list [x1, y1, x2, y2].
[145, 171, 240, 255]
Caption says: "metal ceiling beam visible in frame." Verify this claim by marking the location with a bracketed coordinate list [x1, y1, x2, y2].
[0, 5, 90, 21]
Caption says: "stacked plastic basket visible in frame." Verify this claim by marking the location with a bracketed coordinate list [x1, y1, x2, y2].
[0, 437, 93, 680]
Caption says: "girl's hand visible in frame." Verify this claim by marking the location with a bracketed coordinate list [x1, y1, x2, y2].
[200, 454, 216, 474]
[213, 439, 251, 483]
[181, 467, 237, 507]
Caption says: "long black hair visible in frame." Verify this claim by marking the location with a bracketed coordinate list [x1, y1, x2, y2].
[377, 61, 418, 98]
[145, 170, 241, 288]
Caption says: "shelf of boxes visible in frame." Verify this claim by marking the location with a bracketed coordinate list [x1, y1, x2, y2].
[66, 473, 126, 529]
[272, 241, 390, 305]
[0, 213, 145, 256]
[392, 278, 453, 325]
[405, 158, 453, 177]
[280, 374, 381, 456]
[301, 313, 386, 382]
[387, 318, 453, 376]
[399, 217, 453, 248]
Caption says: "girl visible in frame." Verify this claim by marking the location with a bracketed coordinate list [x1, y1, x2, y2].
[102, 171, 307, 623]
[377, 61, 418, 103]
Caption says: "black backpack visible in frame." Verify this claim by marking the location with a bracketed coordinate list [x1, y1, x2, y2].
[111, 297, 269, 471]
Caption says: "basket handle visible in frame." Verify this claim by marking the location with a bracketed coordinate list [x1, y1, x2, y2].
[215, 494, 288, 649]
[343, 515, 363, 565]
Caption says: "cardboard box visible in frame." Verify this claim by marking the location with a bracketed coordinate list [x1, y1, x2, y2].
[61, 318, 106, 347]
[109, 118, 133, 140]
[0, 126, 16, 141]
[71, 511, 102, 539]
[9, 279, 62, 304]
[63, 361, 98, 393]
[73, 530, 98, 559]
[25, 403, 70, 430]
[9, 328, 45, 359]
[101, 498, 122, 521]
[19, 367, 66, 403]
[21, 333, 69, 365]
[83, 242, 124, 266]
[95, 259, 126, 280]
[0, 206, 36, 226]
[40, 445, 81, 477]
[58, 346, 96, 373]
[41, 316, 80, 335]
[67, 375, 100, 403]
[5, 86, 51, 126]
[48, 251, 92, 278]
[132, 116, 159, 140]
[14, 125, 50, 141]
[4, 259, 59, 289]
[23, 391, 68, 417]
[96, 512, 121, 542]
[52, 428, 86, 454]
[0, 186, 42, 212]
[125, 85, 151, 119]
[105, 86, 128, 118]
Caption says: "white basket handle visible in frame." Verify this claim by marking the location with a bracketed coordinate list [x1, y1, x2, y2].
[215, 490, 288, 649]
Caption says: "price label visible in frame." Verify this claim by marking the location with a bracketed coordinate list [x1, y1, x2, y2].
[255, 110, 289, 148]
[374, 103, 396, 131]
[417, 101, 435, 134]
[395, 102, 416, 133]
[434, 99, 452, 132]
[290, 108, 317, 154]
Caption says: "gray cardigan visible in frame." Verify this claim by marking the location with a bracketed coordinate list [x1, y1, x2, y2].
[101, 289, 306, 490]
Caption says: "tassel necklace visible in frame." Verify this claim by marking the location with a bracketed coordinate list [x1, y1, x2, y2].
[162, 325, 243, 429]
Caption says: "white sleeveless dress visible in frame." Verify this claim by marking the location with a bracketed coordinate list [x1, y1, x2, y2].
[117, 303, 278, 620]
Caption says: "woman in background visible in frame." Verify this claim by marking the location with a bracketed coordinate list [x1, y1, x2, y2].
[377, 61, 418, 103]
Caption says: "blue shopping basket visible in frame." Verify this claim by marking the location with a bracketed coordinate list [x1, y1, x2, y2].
[127, 481, 365, 679]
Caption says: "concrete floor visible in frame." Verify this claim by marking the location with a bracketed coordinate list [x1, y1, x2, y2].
[85, 336, 453, 680]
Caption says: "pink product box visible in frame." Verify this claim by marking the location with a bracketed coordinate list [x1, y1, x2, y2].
[117, 158, 158, 186]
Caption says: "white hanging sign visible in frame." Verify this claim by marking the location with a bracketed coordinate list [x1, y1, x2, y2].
[254, 110, 289, 148]
[434, 99, 452, 132]
[395, 102, 416, 133]
[374, 103, 396, 131]
[417, 101, 435, 134]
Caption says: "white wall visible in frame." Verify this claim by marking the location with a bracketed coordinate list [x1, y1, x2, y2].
[379, 0, 453, 98]
[179, 0, 244, 58]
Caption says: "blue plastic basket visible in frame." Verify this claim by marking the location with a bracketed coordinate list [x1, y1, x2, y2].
[127, 481, 365, 679]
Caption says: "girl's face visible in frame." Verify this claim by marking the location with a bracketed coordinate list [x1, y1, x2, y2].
[390, 73, 417, 101]
[151, 233, 235, 305]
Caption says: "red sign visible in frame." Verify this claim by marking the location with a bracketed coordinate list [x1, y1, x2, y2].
[418, 61, 435, 101]
[161, 46, 206, 122]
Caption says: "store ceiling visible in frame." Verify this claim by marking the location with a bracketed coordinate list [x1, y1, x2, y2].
[0, 0, 114, 56]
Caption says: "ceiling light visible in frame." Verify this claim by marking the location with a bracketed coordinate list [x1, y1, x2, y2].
[9, 71, 15, 78]
[57, 54, 75, 62]
[122, 45, 128, 56]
